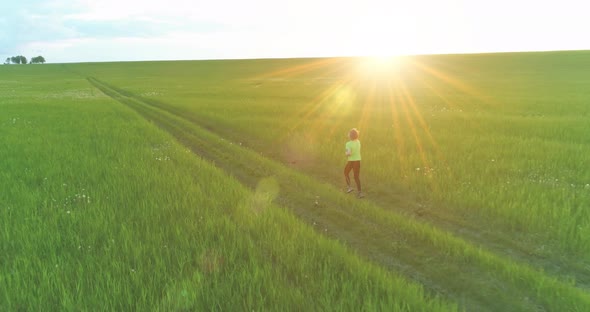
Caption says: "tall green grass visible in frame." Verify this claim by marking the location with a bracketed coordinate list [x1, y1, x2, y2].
[85, 75, 590, 311]
[0, 65, 455, 310]
[70, 52, 590, 257]
[4, 53, 590, 310]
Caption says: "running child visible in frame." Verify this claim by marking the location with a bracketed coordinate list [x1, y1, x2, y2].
[344, 128, 363, 198]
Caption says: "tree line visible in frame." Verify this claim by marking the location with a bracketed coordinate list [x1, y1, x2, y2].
[4, 55, 46, 64]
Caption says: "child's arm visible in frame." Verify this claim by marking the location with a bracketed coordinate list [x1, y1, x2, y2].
[345, 148, 351, 156]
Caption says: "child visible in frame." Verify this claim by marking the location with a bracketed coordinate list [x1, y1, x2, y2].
[344, 128, 363, 198]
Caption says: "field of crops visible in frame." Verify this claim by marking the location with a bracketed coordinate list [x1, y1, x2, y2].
[2, 51, 590, 311]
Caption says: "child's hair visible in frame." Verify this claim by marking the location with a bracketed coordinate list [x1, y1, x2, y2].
[349, 128, 359, 140]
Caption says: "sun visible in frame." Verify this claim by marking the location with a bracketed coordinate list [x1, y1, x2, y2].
[357, 55, 403, 78]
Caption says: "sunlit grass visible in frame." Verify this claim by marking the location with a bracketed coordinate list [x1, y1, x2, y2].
[86, 73, 590, 311]
[0, 64, 458, 311]
[3, 52, 590, 310]
[73, 52, 590, 258]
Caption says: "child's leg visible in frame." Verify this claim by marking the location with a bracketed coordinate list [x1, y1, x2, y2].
[344, 161, 353, 186]
[352, 161, 361, 192]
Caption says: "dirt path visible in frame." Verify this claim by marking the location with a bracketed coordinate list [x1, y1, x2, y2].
[88, 77, 590, 312]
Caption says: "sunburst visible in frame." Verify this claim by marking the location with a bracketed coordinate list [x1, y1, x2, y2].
[248, 55, 491, 192]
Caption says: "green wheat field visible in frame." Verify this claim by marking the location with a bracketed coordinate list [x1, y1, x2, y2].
[2, 51, 590, 311]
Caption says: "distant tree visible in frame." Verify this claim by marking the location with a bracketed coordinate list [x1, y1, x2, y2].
[8, 55, 27, 64]
[5, 55, 30, 64]
[30, 56, 46, 64]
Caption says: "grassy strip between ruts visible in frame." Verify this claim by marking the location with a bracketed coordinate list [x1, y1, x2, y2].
[88, 76, 590, 311]
[0, 69, 455, 311]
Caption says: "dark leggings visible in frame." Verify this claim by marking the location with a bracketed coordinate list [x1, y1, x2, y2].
[344, 161, 361, 192]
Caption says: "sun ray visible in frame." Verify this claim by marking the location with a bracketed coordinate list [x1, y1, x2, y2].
[279, 73, 356, 142]
[393, 83, 418, 176]
[387, 80, 407, 175]
[399, 83, 438, 152]
[247, 58, 355, 148]
[252, 58, 344, 80]
[397, 81, 431, 175]
[409, 59, 497, 107]
[419, 78, 461, 110]
[309, 78, 357, 139]
[416, 77, 481, 141]
[357, 80, 377, 140]
[406, 78, 457, 179]
[398, 83, 443, 193]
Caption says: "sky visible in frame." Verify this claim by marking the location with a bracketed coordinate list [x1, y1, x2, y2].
[1, 0, 589, 63]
